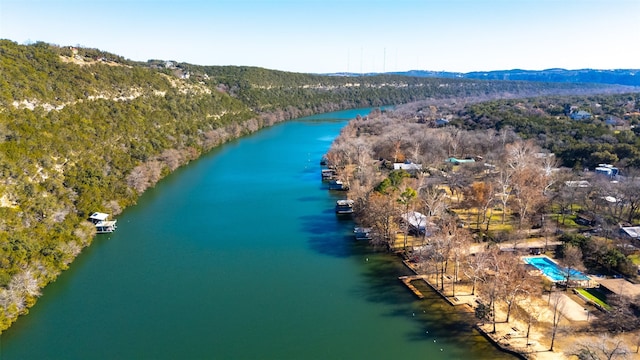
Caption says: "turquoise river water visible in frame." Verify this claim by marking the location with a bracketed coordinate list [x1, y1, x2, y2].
[0, 109, 515, 359]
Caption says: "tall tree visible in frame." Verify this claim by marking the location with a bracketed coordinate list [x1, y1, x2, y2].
[519, 296, 544, 347]
[360, 192, 398, 249]
[464, 181, 495, 231]
[549, 291, 567, 351]
[561, 244, 585, 290]
[463, 248, 491, 296]
[448, 220, 471, 297]
[496, 167, 513, 224]
[419, 184, 448, 218]
[398, 186, 418, 253]
[572, 334, 630, 360]
[505, 140, 547, 228]
[498, 252, 535, 323]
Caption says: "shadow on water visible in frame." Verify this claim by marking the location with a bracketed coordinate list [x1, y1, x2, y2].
[299, 214, 355, 258]
[407, 284, 517, 358]
[350, 248, 517, 359]
[353, 253, 415, 305]
[297, 195, 324, 202]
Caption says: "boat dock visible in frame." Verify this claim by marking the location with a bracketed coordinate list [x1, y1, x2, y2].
[398, 275, 426, 299]
[321, 168, 336, 180]
[89, 212, 118, 234]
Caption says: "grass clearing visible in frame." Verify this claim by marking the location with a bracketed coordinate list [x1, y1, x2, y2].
[576, 288, 611, 311]
[452, 207, 514, 232]
[391, 232, 427, 251]
[629, 254, 640, 266]
[549, 213, 580, 228]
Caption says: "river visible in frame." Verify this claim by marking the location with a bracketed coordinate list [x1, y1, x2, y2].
[0, 108, 514, 359]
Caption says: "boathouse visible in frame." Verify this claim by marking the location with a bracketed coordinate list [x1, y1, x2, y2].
[89, 212, 118, 233]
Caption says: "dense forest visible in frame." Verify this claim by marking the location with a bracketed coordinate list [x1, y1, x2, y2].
[453, 93, 640, 169]
[0, 39, 636, 332]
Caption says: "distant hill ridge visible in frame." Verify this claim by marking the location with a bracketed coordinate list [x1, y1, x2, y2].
[329, 68, 639, 87]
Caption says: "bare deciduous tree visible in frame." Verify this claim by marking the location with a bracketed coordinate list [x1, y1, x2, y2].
[498, 252, 536, 323]
[464, 181, 495, 231]
[419, 184, 448, 218]
[549, 291, 567, 351]
[360, 192, 399, 249]
[561, 244, 585, 290]
[572, 334, 630, 360]
[463, 248, 491, 296]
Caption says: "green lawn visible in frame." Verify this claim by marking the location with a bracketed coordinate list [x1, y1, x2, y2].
[550, 213, 586, 228]
[576, 288, 611, 311]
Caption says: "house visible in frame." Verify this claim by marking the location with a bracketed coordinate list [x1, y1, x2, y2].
[595, 164, 618, 178]
[393, 161, 423, 174]
[445, 157, 475, 165]
[575, 212, 596, 226]
[435, 118, 450, 126]
[570, 110, 592, 120]
[605, 116, 624, 127]
[534, 152, 554, 159]
[401, 211, 428, 234]
[595, 278, 640, 298]
[565, 180, 591, 188]
[620, 226, 640, 240]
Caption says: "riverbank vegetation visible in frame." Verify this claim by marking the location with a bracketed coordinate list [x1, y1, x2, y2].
[0, 39, 637, 333]
[326, 93, 640, 358]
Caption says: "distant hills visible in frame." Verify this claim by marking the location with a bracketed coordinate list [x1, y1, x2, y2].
[329, 69, 640, 87]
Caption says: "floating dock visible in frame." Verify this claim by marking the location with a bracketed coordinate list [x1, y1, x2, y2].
[398, 275, 425, 299]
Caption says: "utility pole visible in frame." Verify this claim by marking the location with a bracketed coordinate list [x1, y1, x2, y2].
[383, 47, 386, 73]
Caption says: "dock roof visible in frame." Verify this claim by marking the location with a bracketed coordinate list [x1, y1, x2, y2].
[89, 212, 109, 221]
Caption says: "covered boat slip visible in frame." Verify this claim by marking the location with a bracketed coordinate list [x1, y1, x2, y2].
[95, 220, 117, 233]
[89, 212, 118, 233]
[335, 199, 354, 214]
[321, 168, 336, 180]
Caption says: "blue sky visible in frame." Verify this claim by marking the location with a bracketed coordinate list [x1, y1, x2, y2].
[1, 0, 638, 73]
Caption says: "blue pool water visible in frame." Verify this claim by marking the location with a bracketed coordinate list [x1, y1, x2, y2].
[524, 256, 589, 282]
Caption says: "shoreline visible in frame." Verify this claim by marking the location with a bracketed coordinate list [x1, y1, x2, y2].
[398, 255, 555, 360]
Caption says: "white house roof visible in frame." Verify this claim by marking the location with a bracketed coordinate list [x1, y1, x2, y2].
[401, 211, 427, 231]
[393, 163, 423, 171]
[89, 212, 109, 221]
[621, 227, 640, 239]
[565, 180, 590, 188]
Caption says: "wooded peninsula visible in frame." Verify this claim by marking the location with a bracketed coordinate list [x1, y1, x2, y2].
[0, 39, 638, 359]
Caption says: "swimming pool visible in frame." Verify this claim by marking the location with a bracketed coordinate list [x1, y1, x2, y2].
[524, 256, 589, 282]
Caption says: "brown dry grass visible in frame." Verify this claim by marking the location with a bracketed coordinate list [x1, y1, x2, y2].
[403, 261, 640, 359]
